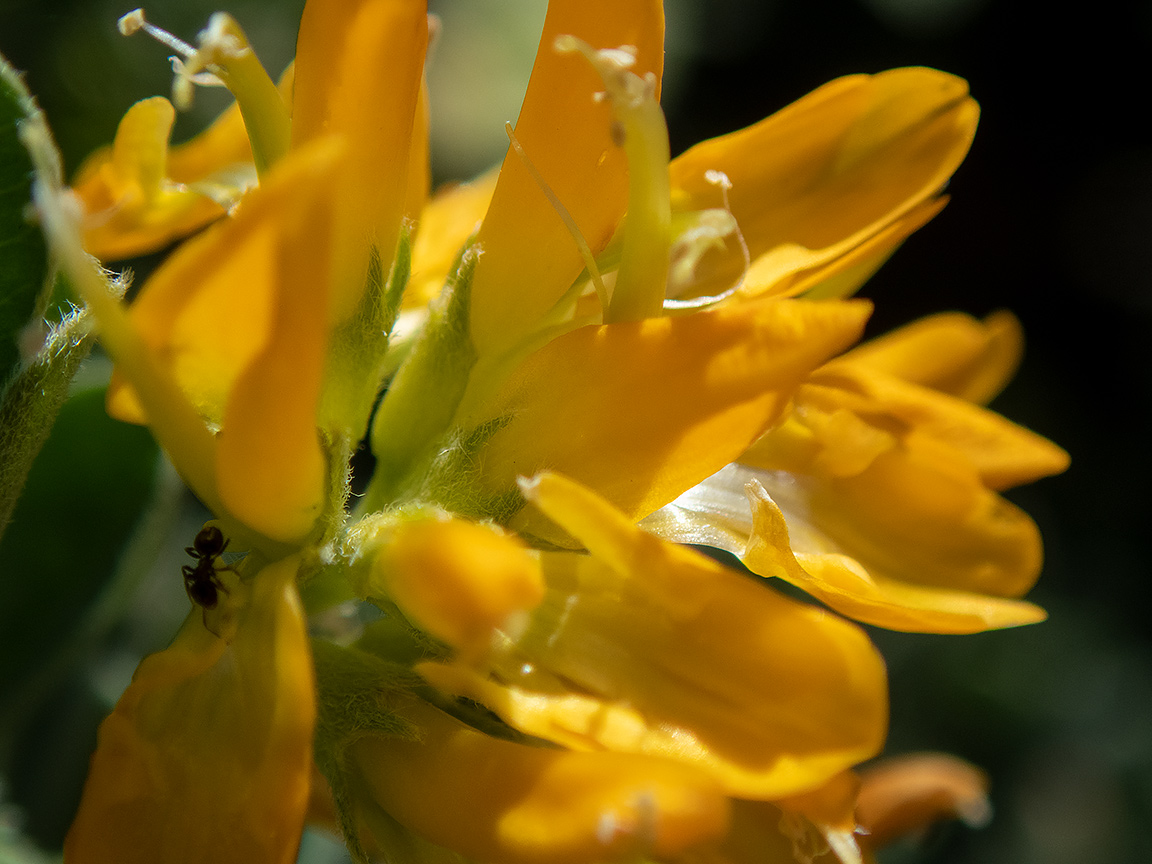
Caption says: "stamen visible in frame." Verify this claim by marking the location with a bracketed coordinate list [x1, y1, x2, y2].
[704, 169, 751, 283]
[119, 8, 290, 178]
[556, 36, 670, 323]
[118, 9, 198, 58]
[505, 121, 610, 314]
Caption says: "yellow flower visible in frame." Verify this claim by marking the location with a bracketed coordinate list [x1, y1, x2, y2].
[645, 312, 1069, 633]
[24, 0, 1066, 860]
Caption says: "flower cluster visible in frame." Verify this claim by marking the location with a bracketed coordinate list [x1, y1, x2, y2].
[30, 0, 1067, 862]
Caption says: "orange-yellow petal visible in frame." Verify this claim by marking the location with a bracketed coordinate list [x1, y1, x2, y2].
[669, 68, 977, 302]
[839, 310, 1025, 404]
[351, 699, 730, 864]
[292, 0, 428, 319]
[785, 362, 1070, 491]
[470, 298, 870, 542]
[64, 556, 315, 864]
[73, 97, 230, 261]
[406, 169, 498, 310]
[364, 516, 543, 657]
[106, 140, 342, 543]
[215, 154, 335, 543]
[468, 0, 664, 356]
[423, 472, 888, 800]
[856, 753, 990, 851]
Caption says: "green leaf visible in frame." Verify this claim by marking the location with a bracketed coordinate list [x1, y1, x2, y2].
[0, 386, 160, 733]
[0, 53, 51, 388]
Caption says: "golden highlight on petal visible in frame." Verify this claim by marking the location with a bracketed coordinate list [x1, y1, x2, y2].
[351, 699, 730, 864]
[426, 472, 888, 800]
[64, 557, 315, 864]
[369, 517, 544, 656]
[473, 298, 871, 542]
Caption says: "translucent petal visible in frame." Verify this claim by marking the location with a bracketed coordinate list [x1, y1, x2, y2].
[64, 557, 314, 864]
[646, 463, 1047, 633]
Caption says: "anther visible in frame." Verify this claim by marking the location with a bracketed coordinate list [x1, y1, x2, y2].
[118, 8, 199, 59]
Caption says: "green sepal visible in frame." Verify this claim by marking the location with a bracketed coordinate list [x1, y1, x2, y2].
[364, 247, 478, 511]
[397, 416, 524, 525]
[319, 229, 412, 439]
[311, 639, 423, 864]
[0, 52, 53, 389]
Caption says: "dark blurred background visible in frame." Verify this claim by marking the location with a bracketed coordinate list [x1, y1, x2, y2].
[1, 0, 1149, 862]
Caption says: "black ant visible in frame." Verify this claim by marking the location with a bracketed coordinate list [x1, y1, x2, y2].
[182, 525, 232, 610]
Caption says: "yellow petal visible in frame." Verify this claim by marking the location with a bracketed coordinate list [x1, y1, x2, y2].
[107, 140, 342, 543]
[669, 68, 977, 301]
[796, 363, 1070, 490]
[73, 97, 229, 261]
[292, 0, 428, 319]
[215, 153, 336, 543]
[352, 699, 729, 864]
[742, 474, 1048, 633]
[64, 557, 315, 864]
[472, 298, 870, 543]
[840, 310, 1025, 404]
[468, 0, 664, 356]
[407, 169, 498, 310]
[425, 472, 888, 800]
[740, 196, 946, 302]
[365, 516, 543, 657]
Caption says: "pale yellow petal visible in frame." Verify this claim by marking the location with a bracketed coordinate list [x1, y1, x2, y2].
[406, 169, 498, 310]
